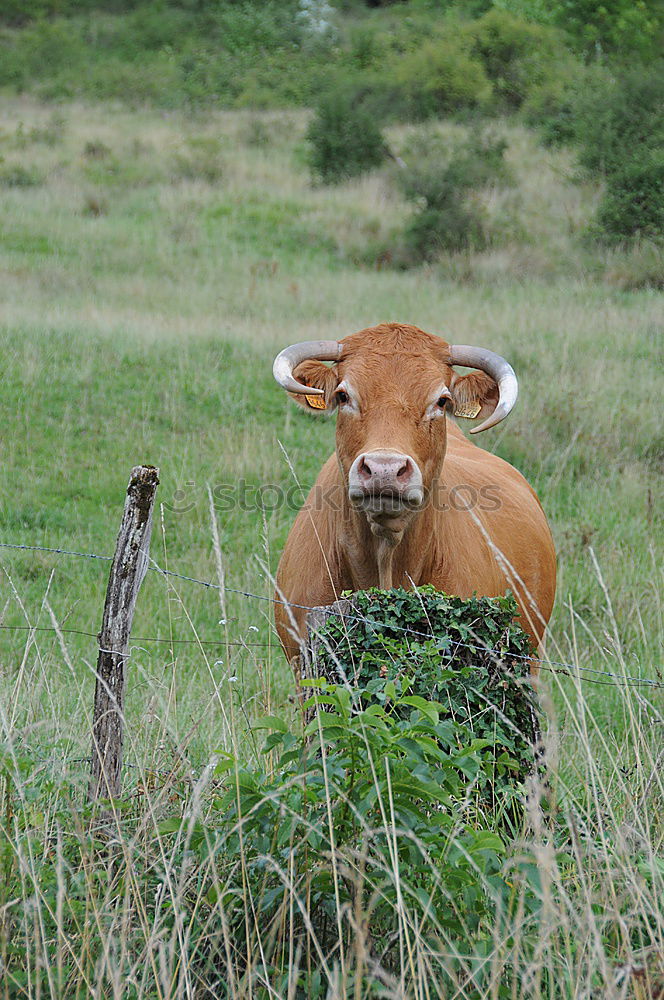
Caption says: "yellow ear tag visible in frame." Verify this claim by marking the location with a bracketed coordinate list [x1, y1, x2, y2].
[305, 394, 327, 410]
[454, 401, 481, 419]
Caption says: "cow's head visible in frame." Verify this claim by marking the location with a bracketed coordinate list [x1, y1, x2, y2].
[273, 323, 517, 545]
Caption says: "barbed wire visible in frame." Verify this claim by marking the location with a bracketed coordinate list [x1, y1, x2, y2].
[0, 624, 272, 649]
[2, 540, 663, 692]
[0, 542, 113, 563]
[1, 620, 660, 690]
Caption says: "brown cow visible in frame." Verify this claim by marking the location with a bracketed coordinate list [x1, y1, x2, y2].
[272, 323, 556, 661]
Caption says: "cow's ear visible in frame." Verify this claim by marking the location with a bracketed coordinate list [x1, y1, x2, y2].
[449, 371, 499, 423]
[288, 360, 340, 414]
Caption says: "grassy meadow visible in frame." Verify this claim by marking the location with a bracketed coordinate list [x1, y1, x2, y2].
[0, 96, 662, 997]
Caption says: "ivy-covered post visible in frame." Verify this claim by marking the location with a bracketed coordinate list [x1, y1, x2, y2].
[303, 588, 541, 785]
[302, 599, 354, 723]
[304, 599, 353, 680]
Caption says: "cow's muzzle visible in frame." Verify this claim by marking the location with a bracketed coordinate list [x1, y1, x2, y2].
[348, 451, 424, 513]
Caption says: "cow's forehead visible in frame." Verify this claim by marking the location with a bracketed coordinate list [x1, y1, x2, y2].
[337, 323, 451, 393]
[340, 322, 449, 356]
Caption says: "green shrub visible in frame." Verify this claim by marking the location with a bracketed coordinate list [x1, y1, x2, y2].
[306, 89, 388, 184]
[206, 680, 514, 991]
[395, 129, 512, 262]
[0, 0, 144, 27]
[10, 112, 67, 147]
[76, 54, 181, 106]
[115, 2, 193, 56]
[526, 61, 664, 243]
[393, 35, 492, 119]
[243, 116, 272, 147]
[465, 8, 564, 111]
[203, 0, 305, 53]
[575, 65, 664, 243]
[596, 152, 664, 243]
[547, 0, 662, 57]
[576, 64, 664, 177]
[346, 23, 385, 69]
[602, 240, 664, 289]
[82, 150, 162, 188]
[83, 139, 112, 159]
[176, 588, 541, 991]
[0, 18, 85, 87]
[522, 59, 602, 146]
[313, 588, 538, 791]
[0, 1, 312, 107]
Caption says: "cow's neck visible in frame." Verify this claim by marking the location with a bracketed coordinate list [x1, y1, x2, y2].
[376, 538, 396, 589]
[339, 481, 438, 592]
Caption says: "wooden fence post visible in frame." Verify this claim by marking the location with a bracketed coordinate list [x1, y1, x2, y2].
[89, 465, 159, 809]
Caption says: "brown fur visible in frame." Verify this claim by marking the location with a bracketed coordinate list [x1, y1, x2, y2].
[275, 323, 556, 661]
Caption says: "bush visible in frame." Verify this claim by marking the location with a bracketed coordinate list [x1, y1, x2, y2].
[313, 587, 539, 792]
[576, 64, 664, 177]
[0, 0, 144, 27]
[596, 152, 664, 243]
[11, 112, 66, 147]
[0, 1, 315, 107]
[395, 128, 512, 262]
[306, 89, 388, 184]
[575, 65, 664, 243]
[191, 589, 540, 991]
[207, 681, 513, 992]
[393, 35, 492, 119]
[163, 587, 536, 997]
[522, 59, 602, 147]
[548, 0, 662, 57]
[602, 240, 664, 290]
[465, 9, 564, 111]
[0, 18, 85, 87]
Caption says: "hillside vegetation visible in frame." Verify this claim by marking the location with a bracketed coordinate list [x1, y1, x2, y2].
[2, 0, 663, 253]
[1, 0, 661, 109]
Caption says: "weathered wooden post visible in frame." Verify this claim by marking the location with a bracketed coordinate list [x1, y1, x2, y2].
[89, 465, 159, 811]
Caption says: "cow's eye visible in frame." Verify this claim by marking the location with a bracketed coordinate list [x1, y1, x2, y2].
[437, 395, 450, 409]
[336, 390, 349, 405]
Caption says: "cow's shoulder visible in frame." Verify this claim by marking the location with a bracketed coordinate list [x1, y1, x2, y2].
[444, 420, 542, 506]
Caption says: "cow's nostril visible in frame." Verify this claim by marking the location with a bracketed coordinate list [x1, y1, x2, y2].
[349, 451, 424, 507]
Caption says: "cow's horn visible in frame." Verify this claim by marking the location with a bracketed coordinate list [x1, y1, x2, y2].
[273, 340, 342, 395]
[448, 345, 518, 434]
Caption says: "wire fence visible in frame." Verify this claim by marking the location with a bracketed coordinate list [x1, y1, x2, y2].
[1, 540, 663, 692]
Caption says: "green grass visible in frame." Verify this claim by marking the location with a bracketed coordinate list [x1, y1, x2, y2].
[0, 97, 662, 997]
[0, 93, 661, 763]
